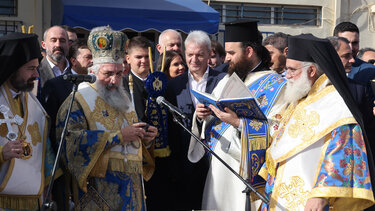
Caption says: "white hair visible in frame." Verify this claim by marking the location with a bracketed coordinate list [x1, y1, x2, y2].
[284, 66, 311, 104]
[158, 29, 182, 45]
[94, 78, 132, 113]
[284, 61, 324, 104]
[88, 63, 101, 74]
[301, 61, 324, 76]
[184, 30, 211, 52]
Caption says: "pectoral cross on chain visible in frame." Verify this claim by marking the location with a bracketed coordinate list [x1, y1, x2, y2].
[0, 105, 23, 141]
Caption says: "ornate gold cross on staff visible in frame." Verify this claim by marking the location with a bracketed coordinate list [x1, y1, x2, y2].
[0, 104, 32, 159]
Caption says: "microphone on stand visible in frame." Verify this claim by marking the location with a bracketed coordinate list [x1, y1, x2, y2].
[63, 74, 96, 84]
[156, 96, 187, 120]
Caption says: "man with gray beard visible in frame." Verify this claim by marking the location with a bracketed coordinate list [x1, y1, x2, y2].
[56, 27, 157, 210]
[259, 34, 375, 210]
[38, 25, 70, 87]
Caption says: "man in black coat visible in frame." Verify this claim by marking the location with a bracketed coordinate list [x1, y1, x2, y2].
[123, 36, 151, 122]
[41, 40, 92, 150]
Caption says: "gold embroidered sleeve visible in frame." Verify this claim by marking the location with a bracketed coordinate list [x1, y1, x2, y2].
[56, 96, 127, 192]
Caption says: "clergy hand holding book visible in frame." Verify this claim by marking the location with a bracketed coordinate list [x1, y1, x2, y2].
[192, 73, 266, 127]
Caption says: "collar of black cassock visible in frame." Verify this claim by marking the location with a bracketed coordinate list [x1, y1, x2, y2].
[287, 33, 375, 188]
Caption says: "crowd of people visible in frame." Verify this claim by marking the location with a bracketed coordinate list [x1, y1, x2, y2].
[0, 19, 374, 211]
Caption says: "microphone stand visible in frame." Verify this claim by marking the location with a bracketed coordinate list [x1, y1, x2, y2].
[170, 112, 269, 210]
[42, 83, 79, 211]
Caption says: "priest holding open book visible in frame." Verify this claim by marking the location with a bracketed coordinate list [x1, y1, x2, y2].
[188, 20, 288, 210]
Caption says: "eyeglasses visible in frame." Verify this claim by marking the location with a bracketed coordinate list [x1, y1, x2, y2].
[99, 70, 123, 78]
[285, 64, 311, 76]
[368, 59, 375, 64]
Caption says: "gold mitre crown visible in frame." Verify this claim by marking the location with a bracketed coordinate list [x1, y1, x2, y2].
[88, 26, 127, 64]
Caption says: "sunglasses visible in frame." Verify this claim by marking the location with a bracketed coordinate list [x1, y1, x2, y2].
[368, 59, 375, 64]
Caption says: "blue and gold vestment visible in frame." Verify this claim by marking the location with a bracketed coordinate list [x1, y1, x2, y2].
[260, 75, 375, 210]
[56, 82, 154, 211]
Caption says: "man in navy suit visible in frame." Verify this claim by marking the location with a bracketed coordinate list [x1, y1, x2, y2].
[165, 30, 226, 210]
[334, 22, 375, 88]
[328, 36, 375, 170]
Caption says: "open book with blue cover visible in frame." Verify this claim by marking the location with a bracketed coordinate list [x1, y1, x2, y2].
[191, 73, 267, 120]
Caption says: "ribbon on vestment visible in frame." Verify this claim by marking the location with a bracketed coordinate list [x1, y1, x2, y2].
[145, 71, 170, 157]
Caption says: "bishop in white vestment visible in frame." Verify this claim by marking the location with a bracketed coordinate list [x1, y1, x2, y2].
[260, 34, 375, 210]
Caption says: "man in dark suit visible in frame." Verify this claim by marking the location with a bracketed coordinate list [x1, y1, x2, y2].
[41, 40, 92, 150]
[38, 26, 70, 87]
[165, 30, 226, 210]
[334, 22, 375, 88]
[123, 36, 151, 122]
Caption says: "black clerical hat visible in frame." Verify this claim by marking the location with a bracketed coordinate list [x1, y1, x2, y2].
[287, 34, 347, 87]
[224, 20, 260, 43]
[287, 34, 317, 62]
[287, 34, 354, 115]
[0, 32, 41, 86]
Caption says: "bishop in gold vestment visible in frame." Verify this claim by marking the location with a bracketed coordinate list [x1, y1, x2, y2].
[56, 27, 157, 211]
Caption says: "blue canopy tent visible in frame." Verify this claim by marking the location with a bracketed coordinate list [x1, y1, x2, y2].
[60, 0, 220, 34]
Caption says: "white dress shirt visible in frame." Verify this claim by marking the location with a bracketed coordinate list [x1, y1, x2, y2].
[46, 57, 70, 77]
[188, 67, 209, 108]
[131, 70, 148, 82]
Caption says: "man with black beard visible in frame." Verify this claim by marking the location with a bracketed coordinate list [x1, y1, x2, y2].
[56, 27, 157, 210]
[0, 33, 57, 210]
[188, 20, 287, 210]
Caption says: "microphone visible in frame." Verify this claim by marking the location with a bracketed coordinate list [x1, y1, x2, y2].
[63, 74, 96, 84]
[156, 96, 187, 120]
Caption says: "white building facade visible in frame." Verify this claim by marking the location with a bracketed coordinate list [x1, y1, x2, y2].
[207, 0, 375, 49]
[1, 0, 375, 49]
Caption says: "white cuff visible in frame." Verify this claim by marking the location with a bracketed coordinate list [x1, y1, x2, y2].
[237, 119, 244, 131]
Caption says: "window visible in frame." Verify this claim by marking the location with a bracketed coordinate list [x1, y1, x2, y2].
[0, 0, 16, 16]
[0, 20, 21, 36]
[206, 2, 321, 26]
[274, 6, 319, 25]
